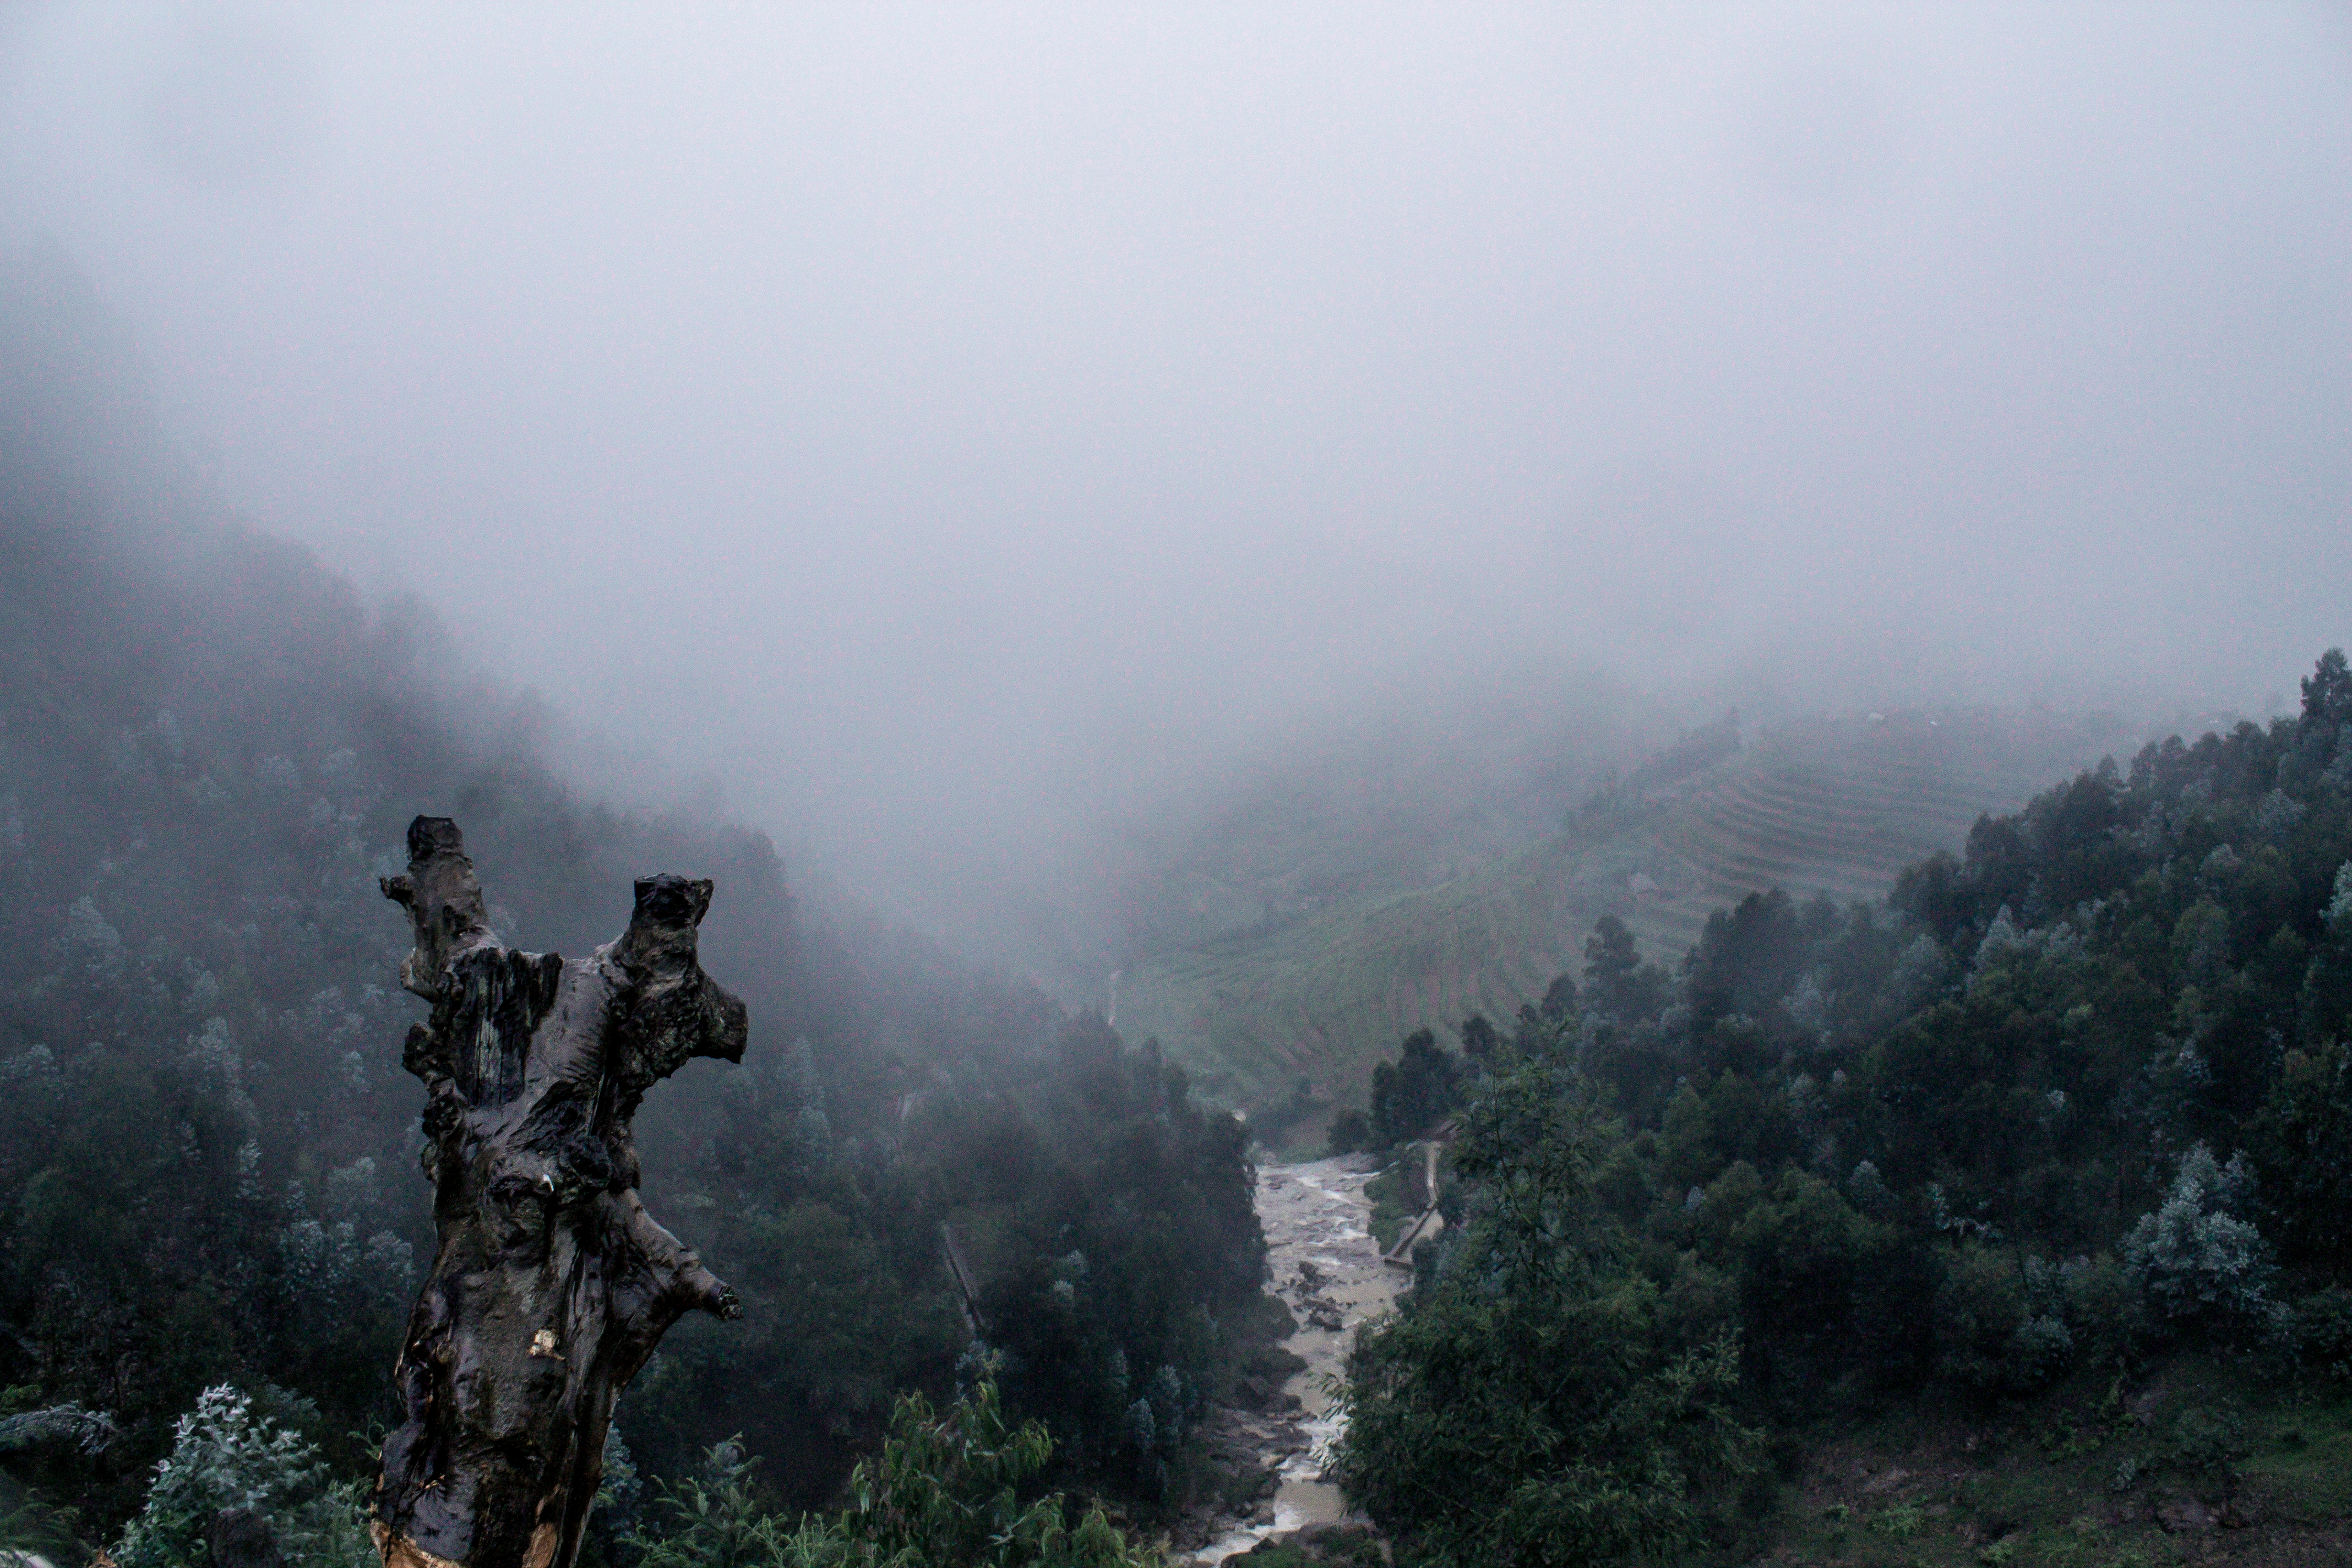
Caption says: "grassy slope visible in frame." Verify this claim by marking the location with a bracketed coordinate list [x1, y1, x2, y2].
[1762, 1352, 2352, 1567]
[1116, 709, 2131, 1122]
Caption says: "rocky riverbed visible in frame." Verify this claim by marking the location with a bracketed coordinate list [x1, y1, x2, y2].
[1189, 1155, 1399, 1564]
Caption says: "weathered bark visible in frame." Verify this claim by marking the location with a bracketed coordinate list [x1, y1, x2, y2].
[372, 816, 747, 1568]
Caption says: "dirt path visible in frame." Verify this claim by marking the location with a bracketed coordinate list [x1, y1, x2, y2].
[1191, 1155, 1398, 1564]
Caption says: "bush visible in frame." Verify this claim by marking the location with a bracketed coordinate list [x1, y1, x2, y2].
[0, 1487, 85, 1564]
[2060, 1254, 2148, 1362]
[2006, 1313, 2074, 1390]
[631, 1364, 1157, 1568]
[2291, 1286, 2352, 1382]
[2121, 1145, 2278, 1328]
[1932, 1248, 2028, 1391]
[113, 1386, 373, 1568]
[630, 1438, 788, 1568]
[1874, 1502, 1924, 1539]
[2167, 1403, 2250, 1481]
[1925, 1245, 2074, 1392]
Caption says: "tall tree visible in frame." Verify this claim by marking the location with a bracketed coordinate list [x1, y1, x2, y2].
[2301, 645, 2351, 728]
[1338, 1048, 1756, 1565]
[373, 818, 748, 1568]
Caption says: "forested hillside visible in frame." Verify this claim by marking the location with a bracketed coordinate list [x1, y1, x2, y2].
[0, 252, 1266, 1555]
[1337, 654, 2352, 1565]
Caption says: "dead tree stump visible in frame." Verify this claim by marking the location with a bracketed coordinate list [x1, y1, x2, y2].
[372, 816, 748, 1568]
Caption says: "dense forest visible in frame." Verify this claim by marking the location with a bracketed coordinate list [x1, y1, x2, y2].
[1333, 652, 2352, 1564]
[0, 251, 1265, 1563]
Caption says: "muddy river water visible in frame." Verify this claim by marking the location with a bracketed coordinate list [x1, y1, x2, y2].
[1191, 1155, 1400, 1564]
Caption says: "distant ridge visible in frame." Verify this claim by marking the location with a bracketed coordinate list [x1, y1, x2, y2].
[1115, 706, 2136, 1123]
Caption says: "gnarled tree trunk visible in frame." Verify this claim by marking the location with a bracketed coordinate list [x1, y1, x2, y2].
[372, 816, 747, 1568]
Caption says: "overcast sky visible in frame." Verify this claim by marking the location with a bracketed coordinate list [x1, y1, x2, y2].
[4, 4, 2349, 949]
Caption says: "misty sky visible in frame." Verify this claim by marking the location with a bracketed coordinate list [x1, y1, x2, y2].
[4, 4, 2349, 952]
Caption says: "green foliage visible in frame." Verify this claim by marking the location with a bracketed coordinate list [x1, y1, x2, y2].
[1337, 651, 2352, 1551]
[2122, 1145, 2279, 1327]
[0, 1477, 84, 1564]
[2255, 1036, 2352, 1277]
[1368, 1030, 1464, 1150]
[1581, 916, 1664, 1025]
[2165, 1402, 2250, 1480]
[1360, 1168, 1412, 1254]
[1977, 1532, 2021, 1565]
[2303, 649, 2352, 730]
[880, 1020, 1264, 1503]
[1337, 1048, 1759, 1566]
[0, 1403, 119, 1459]
[1223, 1526, 1384, 1567]
[2060, 1254, 2148, 1362]
[1932, 1246, 2075, 1392]
[1686, 890, 1809, 1031]
[2292, 1284, 2352, 1381]
[824, 1370, 1143, 1567]
[628, 1366, 1157, 1568]
[630, 1440, 794, 1568]
[1872, 1501, 1924, 1539]
[113, 1386, 373, 1568]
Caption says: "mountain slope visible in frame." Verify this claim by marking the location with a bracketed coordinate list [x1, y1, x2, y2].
[1116, 709, 2133, 1120]
[0, 247, 1269, 1533]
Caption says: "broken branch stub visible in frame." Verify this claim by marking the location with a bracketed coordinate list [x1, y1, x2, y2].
[374, 816, 747, 1568]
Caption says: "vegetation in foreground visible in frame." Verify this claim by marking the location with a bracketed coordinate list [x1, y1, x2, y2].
[42, 1362, 1163, 1568]
[1336, 653, 2352, 1565]
[625, 1361, 1160, 1568]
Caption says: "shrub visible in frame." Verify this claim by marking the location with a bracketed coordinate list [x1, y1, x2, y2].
[2006, 1313, 2073, 1391]
[630, 1364, 1156, 1568]
[1874, 1502, 1924, 1539]
[113, 1386, 373, 1568]
[0, 1488, 84, 1562]
[630, 1438, 790, 1568]
[2060, 1254, 2147, 1361]
[1926, 1245, 2072, 1392]
[2291, 1286, 2352, 1381]
[2121, 1145, 2278, 1328]
[2168, 1403, 2249, 1481]
[1932, 1247, 2027, 1391]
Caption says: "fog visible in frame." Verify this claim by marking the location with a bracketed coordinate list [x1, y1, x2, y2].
[5, 4, 2350, 962]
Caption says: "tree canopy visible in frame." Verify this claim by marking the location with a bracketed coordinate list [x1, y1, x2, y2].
[1339, 652, 2352, 1563]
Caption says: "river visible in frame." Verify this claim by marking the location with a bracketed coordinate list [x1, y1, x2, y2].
[1190, 1154, 1400, 1564]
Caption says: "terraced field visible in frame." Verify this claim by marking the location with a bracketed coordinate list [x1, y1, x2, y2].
[1116, 709, 2135, 1127]
[1624, 712, 2078, 956]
